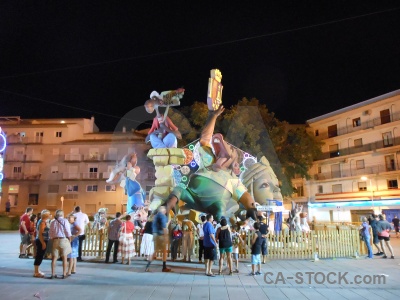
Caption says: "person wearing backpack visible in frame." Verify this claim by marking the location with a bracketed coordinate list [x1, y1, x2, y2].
[216, 218, 233, 275]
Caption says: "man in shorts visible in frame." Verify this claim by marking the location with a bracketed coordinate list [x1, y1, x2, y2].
[146, 206, 171, 272]
[49, 210, 72, 279]
[203, 214, 217, 277]
[19, 207, 33, 258]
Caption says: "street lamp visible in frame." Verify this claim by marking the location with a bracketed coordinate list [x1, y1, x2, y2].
[361, 176, 374, 211]
[60, 196, 64, 211]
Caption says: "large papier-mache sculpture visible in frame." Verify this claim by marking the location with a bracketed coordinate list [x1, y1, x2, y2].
[144, 69, 284, 227]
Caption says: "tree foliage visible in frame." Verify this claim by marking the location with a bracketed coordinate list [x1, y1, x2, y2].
[168, 98, 322, 197]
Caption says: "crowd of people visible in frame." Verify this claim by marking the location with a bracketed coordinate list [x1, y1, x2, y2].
[360, 213, 396, 259]
[18, 205, 398, 279]
[19, 206, 89, 279]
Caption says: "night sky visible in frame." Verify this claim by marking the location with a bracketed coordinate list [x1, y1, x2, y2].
[1, 2, 399, 132]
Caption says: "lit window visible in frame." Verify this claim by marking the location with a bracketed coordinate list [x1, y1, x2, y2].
[86, 185, 98, 192]
[352, 118, 361, 127]
[67, 185, 78, 192]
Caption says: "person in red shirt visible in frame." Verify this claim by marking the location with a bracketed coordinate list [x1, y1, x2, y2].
[19, 207, 33, 258]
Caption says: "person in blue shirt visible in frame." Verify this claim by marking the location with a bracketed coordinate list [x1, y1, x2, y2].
[146, 206, 171, 272]
[203, 214, 217, 277]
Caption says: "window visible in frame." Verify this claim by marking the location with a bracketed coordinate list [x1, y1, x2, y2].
[328, 125, 338, 138]
[51, 166, 59, 173]
[86, 185, 98, 192]
[105, 185, 116, 192]
[147, 167, 155, 180]
[315, 130, 319, 137]
[356, 160, 365, 170]
[48, 185, 59, 193]
[28, 194, 39, 205]
[55, 131, 62, 138]
[66, 185, 78, 192]
[317, 185, 323, 194]
[380, 109, 391, 125]
[352, 117, 361, 127]
[358, 182, 367, 191]
[317, 166, 322, 173]
[354, 138, 363, 148]
[13, 166, 22, 173]
[329, 144, 339, 158]
[383, 132, 393, 147]
[34, 132, 44, 143]
[388, 179, 398, 189]
[89, 167, 98, 179]
[295, 185, 304, 197]
[332, 184, 342, 193]
[331, 164, 341, 178]
[385, 154, 396, 171]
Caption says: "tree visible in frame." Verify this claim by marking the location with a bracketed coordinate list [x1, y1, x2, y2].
[170, 98, 322, 196]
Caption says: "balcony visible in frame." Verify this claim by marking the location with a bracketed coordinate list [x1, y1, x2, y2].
[82, 172, 100, 180]
[5, 154, 24, 162]
[48, 173, 63, 180]
[3, 173, 41, 180]
[313, 163, 396, 181]
[317, 136, 400, 161]
[25, 154, 43, 162]
[83, 154, 101, 162]
[103, 154, 118, 162]
[64, 154, 82, 162]
[62, 173, 81, 180]
[316, 111, 400, 140]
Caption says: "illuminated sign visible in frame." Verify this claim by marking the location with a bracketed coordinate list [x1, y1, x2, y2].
[309, 199, 400, 208]
[0, 127, 5, 185]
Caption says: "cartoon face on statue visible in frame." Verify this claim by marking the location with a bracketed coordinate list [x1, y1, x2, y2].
[240, 156, 283, 206]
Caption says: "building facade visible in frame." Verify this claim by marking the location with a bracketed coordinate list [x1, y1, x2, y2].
[0, 116, 153, 216]
[306, 90, 400, 223]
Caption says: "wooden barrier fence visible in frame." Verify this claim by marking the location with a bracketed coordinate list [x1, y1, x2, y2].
[82, 225, 367, 259]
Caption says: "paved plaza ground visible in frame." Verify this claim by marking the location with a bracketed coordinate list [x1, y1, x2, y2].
[1, 231, 400, 300]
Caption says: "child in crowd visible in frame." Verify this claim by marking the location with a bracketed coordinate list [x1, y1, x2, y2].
[231, 225, 244, 273]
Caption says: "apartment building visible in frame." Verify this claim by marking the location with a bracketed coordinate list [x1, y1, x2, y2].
[0, 116, 153, 216]
[306, 90, 400, 223]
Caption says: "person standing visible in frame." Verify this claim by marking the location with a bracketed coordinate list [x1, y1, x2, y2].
[258, 216, 268, 264]
[49, 210, 72, 279]
[231, 225, 244, 273]
[73, 206, 89, 262]
[197, 215, 206, 263]
[376, 214, 395, 259]
[19, 207, 33, 258]
[392, 215, 399, 238]
[250, 222, 263, 276]
[118, 215, 135, 265]
[5, 199, 11, 215]
[105, 212, 122, 263]
[369, 214, 383, 256]
[141, 213, 155, 261]
[182, 217, 195, 262]
[33, 209, 50, 278]
[216, 218, 233, 275]
[203, 214, 217, 277]
[67, 214, 82, 276]
[146, 206, 171, 272]
[360, 216, 373, 259]
[169, 218, 181, 262]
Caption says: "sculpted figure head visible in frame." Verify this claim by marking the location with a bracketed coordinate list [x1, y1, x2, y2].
[240, 156, 283, 206]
